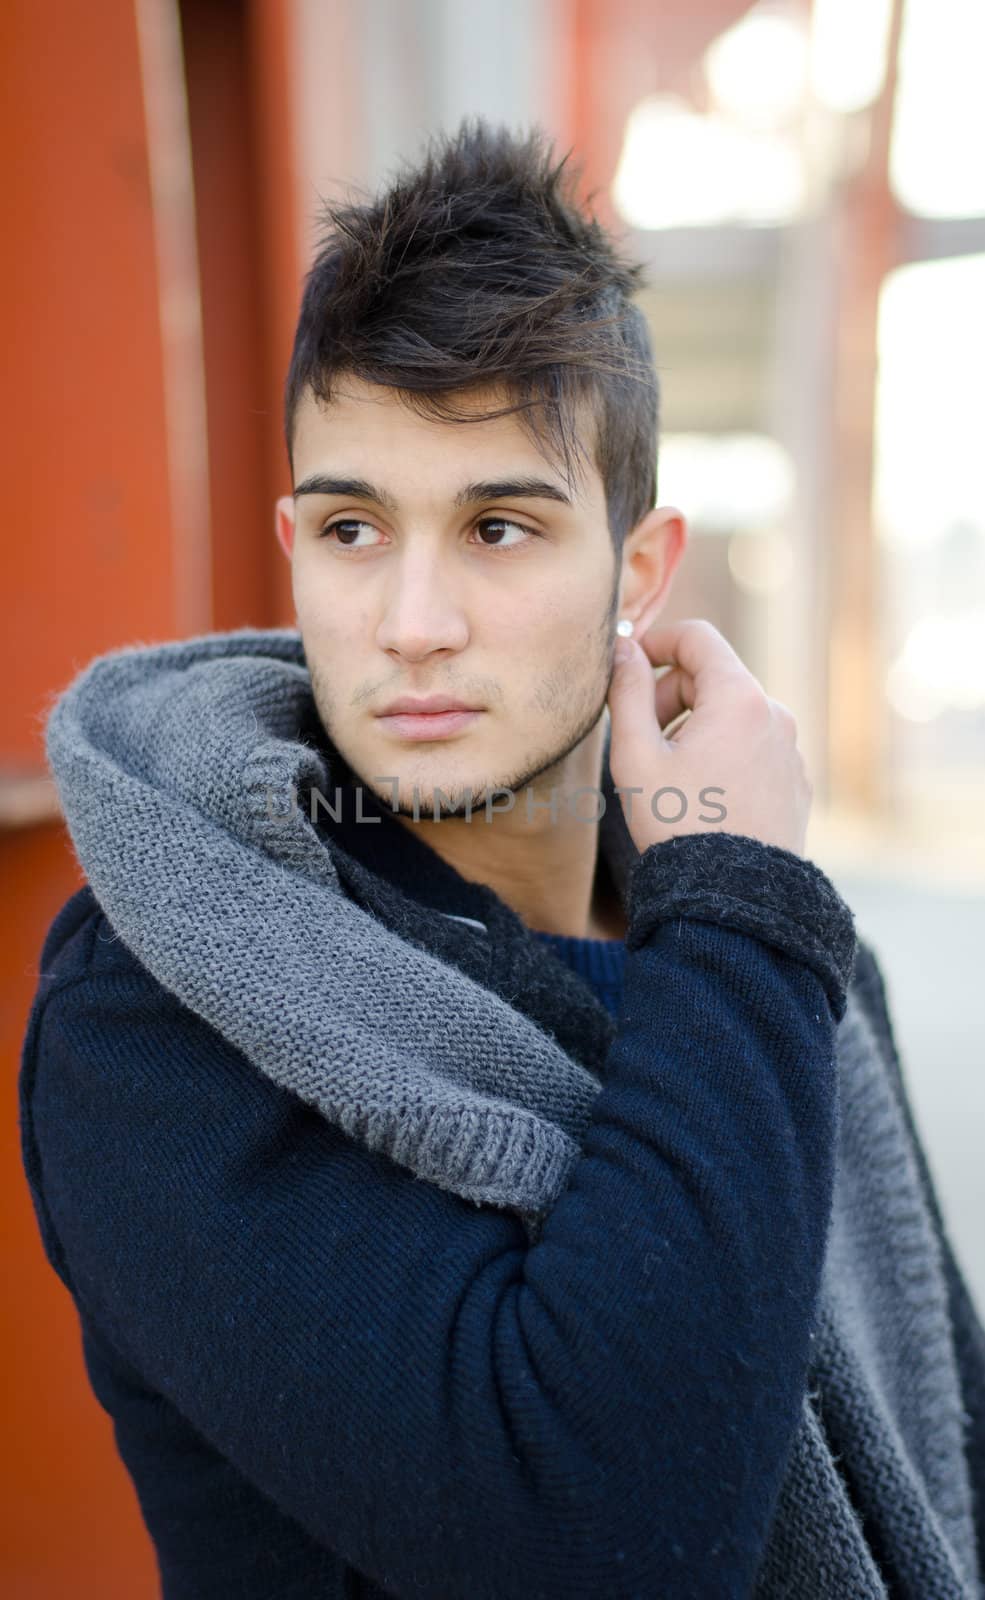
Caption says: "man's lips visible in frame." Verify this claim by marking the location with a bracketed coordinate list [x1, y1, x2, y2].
[377, 696, 479, 716]
[374, 707, 483, 741]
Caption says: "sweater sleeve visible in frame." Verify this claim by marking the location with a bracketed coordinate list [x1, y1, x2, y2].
[24, 834, 855, 1600]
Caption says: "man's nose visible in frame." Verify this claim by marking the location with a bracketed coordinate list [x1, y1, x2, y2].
[375, 552, 469, 660]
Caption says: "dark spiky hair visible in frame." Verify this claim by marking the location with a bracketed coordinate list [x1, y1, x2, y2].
[284, 116, 660, 554]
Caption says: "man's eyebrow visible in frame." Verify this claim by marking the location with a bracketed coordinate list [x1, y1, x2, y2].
[457, 477, 573, 510]
[293, 475, 399, 512]
[292, 473, 573, 510]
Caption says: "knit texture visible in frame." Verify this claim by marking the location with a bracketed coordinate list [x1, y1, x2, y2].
[538, 930, 983, 1599]
[530, 931, 626, 1018]
[26, 624, 984, 1598]
[22, 881, 842, 1598]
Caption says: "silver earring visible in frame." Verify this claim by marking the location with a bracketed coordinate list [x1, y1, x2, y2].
[616, 618, 634, 638]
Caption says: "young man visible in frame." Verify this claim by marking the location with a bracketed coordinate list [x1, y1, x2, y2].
[20, 119, 984, 1598]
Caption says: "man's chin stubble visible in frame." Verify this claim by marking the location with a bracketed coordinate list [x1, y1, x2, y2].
[363, 677, 613, 822]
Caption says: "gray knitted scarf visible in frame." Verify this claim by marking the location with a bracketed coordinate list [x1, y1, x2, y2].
[43, 625, 981, 1599]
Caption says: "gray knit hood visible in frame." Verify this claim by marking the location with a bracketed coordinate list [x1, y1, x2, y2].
[42, 625, 982, 1598]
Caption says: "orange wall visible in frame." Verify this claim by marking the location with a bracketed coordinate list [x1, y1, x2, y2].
[182, 0, 299, 631]
[2, 1, 300, 1592]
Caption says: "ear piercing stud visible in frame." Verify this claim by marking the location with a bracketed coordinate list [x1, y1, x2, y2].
[615, 619, 634, 638]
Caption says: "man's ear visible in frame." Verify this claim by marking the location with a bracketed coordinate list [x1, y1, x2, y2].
[274, 495, 296, 562]
[617, 506, 688, 636]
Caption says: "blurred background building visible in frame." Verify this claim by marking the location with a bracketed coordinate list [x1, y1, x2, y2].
[2, 1, 983, 1592]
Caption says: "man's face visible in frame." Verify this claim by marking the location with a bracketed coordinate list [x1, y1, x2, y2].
[277, 376, 621, 819]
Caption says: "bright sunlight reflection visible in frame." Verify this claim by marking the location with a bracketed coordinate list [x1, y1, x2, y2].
[704, 2, 808, 131]
[659, 433, 795, 533]
[876, 254, 985, 722]
[890, 0, 985, 217]
[808, 0, 892, 114]
[874, 255, 985, 550]
[611, 95, 804, 229]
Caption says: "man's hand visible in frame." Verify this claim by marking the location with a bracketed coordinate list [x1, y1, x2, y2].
[606, 618, 814, 859]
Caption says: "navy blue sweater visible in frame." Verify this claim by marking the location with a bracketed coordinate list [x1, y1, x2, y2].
[19, 839, 847, 1600]
[533, 928, 627, 1019]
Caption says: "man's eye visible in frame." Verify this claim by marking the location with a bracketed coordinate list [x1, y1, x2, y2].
[317, 518, 537, 552]
[318, 520, 379, 547]
[473, 518, 536, 551]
